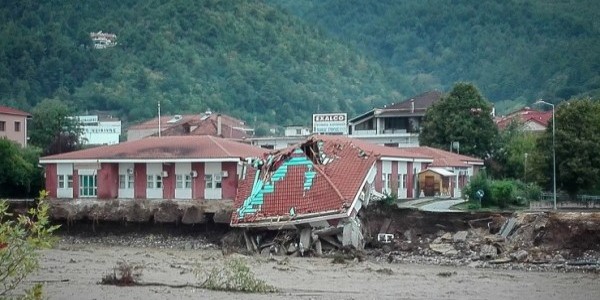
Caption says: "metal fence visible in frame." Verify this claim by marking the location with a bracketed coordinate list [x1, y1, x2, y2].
[539, 192, 600, 203]
[531, 192, 600, 210]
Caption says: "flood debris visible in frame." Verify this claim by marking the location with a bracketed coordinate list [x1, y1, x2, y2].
[364, 208, 600, 271]
[231, 136, 380, 255]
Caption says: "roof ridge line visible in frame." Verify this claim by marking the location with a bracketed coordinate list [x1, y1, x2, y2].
[312, 163, 346, 203]
[209, 135, 232, 156]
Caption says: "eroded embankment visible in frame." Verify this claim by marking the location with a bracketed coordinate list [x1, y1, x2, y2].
[363, 205, 600, 270]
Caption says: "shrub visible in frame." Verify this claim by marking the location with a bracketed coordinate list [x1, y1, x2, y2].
[0, 191, 59, 298]
[382, 192, 397, 206]
[463, 171, 493, 207]
[197, 258, 277, 293]
[490, 180, 515, 208]
[101, 261, 143, 286]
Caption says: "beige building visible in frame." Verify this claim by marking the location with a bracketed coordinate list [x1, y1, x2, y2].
[0, 106, 31, 147]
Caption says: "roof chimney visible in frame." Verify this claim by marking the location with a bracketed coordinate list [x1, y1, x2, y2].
[410, 99, 415, 113]
[217, 114, 222, 136]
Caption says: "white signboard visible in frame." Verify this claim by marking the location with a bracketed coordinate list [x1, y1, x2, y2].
[312, 113, 348, 135]
[76, 115, 99, 124]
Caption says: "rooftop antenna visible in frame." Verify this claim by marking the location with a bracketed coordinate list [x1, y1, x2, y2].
[158, 101, 161, 137]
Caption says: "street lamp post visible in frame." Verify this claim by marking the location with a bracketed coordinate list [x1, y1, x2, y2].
[534, 100, 557, 210]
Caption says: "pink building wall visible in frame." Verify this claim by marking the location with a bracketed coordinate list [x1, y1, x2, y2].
[0, 113, 28, 147]
[45, 164, 57, 198]
[162, 163, 175, 199]
[97, 163, 118, 199]
[192, 162, 205, 199]
[221, 162, 238, 199]
[134, 163, 146, 199]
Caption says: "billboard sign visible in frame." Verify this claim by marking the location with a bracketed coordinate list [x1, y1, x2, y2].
[312, 113, 348, 135]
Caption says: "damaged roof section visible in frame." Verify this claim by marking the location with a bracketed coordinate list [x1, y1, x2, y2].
[231, 136, 378, 227]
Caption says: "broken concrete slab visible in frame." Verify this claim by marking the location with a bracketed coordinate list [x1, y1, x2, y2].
[511, 250, 529, 262]
[299, 228, 312, 253]
[499, 217, 518, 237]
[430, 243, 458, 256]
[480, 244, 498, 260]
[453, 231, 469, 243]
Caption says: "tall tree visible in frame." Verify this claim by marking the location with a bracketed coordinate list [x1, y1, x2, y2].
[419, 83, 498, 158]
[29, 99, 82, 155]
[533, 98, 600, 196]
[489, 120, 538, 180]
[0, 140, 40, 198]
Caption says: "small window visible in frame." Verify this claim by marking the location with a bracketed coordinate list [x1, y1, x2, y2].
[14, 121, 20, 132]
[0, 121, 5, 131]
[155, 175, 162, 188]
[119, 174, 126, 189]
[147, 175, 154, 188]
[402, 174, 407, 189]
[67, 175, 73, 188]
[205, 174, 213, 189]
[184, 174, 192, 188]
[397, 174, 402, 189]
[215, 174, 222, 189]
[176, 174, 183, 189]
[58, 175, 65, 188]
[127, 174, 134, 189]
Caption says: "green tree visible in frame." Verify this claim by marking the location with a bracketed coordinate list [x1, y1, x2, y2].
[419, 83, 498, 158]
[489, 120, 538, 180]
[0, 140, 41, 198]
[29, 99, 82, 155]
[0, 191, 60, 298]
[533, 98, 600, 196]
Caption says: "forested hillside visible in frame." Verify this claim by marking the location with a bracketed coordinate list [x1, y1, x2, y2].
[0, 0, 412, 126]
[2, 0, 598, 127]
[269, 0, 600, 112]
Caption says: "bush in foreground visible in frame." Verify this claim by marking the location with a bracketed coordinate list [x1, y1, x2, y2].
[197, 258, 277, 293]
[0, 191, 60, 298]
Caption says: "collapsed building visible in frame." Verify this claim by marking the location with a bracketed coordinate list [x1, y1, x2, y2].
[231, 136, 379, 253]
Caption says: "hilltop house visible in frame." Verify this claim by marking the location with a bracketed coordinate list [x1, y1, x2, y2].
[127, 112, 253, 141]
[347, 91, 442, 147]
[0, 106, 31, 147]
[495, 107, 552, 132]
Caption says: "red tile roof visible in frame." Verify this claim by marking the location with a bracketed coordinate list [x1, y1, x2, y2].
[403, 146, 484, 167]
[128, 114, 201, 130]
[129, 113, 252, 139]
[495, 107, 552, 130]
[385, 90, 443, 111]
[0, 106, 31, 117]
[40, 136, 266, 162]
[231, 135, 378, 226]
[308, 135, 431, 161]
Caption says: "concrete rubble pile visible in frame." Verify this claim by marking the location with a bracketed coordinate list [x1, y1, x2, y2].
[375, 211, 600, 271]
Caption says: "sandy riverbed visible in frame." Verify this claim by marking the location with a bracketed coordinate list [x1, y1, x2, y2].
[19, 242, 600, 300]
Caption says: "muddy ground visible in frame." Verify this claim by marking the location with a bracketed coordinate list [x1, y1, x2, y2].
[21, 242, 600, 300]
[11, 208, 600, 299]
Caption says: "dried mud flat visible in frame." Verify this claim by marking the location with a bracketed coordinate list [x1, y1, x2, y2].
[22, 242, 600, 300]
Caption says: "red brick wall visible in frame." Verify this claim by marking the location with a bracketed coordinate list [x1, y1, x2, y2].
[73, 170, 79, 198]
[45, 164, 57, 198]
[221, 162, 238, 199]
[134, 163, 146, 199]
[192, 162, 205, 199]
[407, 162, 413, 198]
[97, 163, 118, 199]
[162, 163, 175, 199]
[391, 161, 398, 196]
[375, 160, 383, 192]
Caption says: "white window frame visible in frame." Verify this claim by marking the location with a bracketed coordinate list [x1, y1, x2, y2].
[78, 174, 97, 197]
